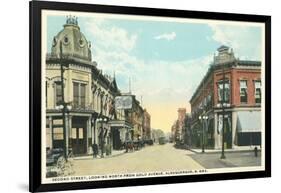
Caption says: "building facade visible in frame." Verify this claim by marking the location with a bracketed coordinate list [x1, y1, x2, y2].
[189, 46, 262, 149]
[125, 95, 144, 141]
[177, 108, 187, 143]
[143, 109, 152, 140]
[45, 16, 131, 156]
[183, 114, 192, 147]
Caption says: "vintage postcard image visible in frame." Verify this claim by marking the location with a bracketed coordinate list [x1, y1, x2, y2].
[41, 10, 265, 184]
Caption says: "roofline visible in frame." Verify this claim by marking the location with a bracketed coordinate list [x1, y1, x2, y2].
[189, 59, 261, 104]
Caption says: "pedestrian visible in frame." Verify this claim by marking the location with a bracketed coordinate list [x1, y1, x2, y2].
[125, 140, 128, 153]
[92, 143, 98, 158]
[254, 146, 258, 157]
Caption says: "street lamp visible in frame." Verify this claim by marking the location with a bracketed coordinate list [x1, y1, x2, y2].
[97, 117, 108, 158]
[91, 117, 98, 158]
[56, 40, 72, 161]
[199, 115, 208, 153]
[198, 116, 203, 152]
[55, 103, 72, 161]
[220, 63, 226, 159]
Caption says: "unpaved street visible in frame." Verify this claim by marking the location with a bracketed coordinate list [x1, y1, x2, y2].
[72, 143, 204, 176]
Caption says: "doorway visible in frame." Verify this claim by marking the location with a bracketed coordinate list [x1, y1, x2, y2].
[111, 128, 122, 150]
[71, 117, 87, 155]
[225, 116, 232, 149]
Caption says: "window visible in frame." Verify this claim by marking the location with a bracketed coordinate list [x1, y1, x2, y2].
[53, 127, 63, 140]
[207, 94, 212, 107]
[73, 82, 86, 108]
[71, 128, 77, 139]
[254, 81, 261, 104]
[218, 80, 230, 103]
[81, 84, 86, 107]
[63, 35, 69, 44]
[78, 128, 84, 139]
[240, 80, 248, 103]
[73, 82, 79, 107]
[46, 81, 48, 107]
[55, 81, 62, 106]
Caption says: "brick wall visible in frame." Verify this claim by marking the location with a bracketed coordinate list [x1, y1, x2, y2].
[213, 67, 261, 107]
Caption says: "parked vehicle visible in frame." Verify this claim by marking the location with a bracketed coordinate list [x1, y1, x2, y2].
[158, 137, 167, 145]
[46, 148, 74, 177]
[144, 139, 154, 145]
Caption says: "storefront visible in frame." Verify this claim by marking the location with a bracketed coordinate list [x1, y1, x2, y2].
[46, 111, 92, 157]
[214, 112, 232, 149]
[108, 120, 132, 150]
[236, 111, 261, 146]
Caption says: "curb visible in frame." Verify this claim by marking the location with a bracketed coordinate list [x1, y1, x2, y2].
[188, 148, 261, 155]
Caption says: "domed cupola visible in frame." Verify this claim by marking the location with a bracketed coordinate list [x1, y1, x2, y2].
[51, 15, 92, 62]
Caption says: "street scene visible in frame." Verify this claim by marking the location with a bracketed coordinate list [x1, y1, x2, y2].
[43, 13, 264, 182]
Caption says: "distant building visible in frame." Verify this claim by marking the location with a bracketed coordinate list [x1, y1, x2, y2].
[171, 121, 178, 142]
[170, 108, 186, 144]
[125, 95, 145, 141]
[189, 46, 261, 149]
[183, 114, 192, 147]
[143, 109, 151, 140]
[177, 108, 186, 142]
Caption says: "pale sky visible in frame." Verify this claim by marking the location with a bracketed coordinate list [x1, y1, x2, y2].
[47, 15, 262, 132]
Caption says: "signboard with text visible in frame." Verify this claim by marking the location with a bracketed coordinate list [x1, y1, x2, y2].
[115, 95, 133, 110]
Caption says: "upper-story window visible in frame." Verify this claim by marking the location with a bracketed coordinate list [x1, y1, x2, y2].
[206, 94, 212, 109]
[55, 81, 63, 106]
[73, 82, 86, 108]
[218, 80, 230, 103]
[46, 81, 48, 107]
[240, 80, 248, 104]
[254, 80, 261, 104]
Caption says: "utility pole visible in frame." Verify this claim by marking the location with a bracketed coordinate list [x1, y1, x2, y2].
[202, 79, 205, 153]
[59, 41, 68, 161]
[221, 63, 226, 159]
[100, 93, 104, 158]
[129, 77, 131, 94]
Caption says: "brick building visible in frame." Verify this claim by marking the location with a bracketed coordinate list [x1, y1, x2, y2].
[143, 109, 151, 140]
[125, 95, 144, 141]
[171, 108, 187, 144]
[189, 46, 262, 149]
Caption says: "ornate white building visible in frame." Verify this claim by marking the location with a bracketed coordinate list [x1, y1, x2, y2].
[45, 16, 130, 156]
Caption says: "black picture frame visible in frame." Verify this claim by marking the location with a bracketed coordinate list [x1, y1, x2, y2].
[29, 0, 271, 192]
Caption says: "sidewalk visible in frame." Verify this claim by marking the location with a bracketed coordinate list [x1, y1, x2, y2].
[189, 150, 261, 169]
[189, 145, 260, 154]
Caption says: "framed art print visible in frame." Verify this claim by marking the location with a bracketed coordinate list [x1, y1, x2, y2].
[29, 1, 271, 192]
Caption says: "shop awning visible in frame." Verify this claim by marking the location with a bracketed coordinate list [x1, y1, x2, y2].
[237, 111, 261, 133]
[108, 120, 132, 129]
